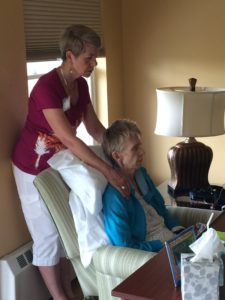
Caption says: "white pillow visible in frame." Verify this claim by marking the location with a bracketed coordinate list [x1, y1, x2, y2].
[48, 146, 108, 214]
[48, 145, 110, 267]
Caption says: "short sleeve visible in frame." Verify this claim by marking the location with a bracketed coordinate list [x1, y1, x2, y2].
[31, 69, 65, 110]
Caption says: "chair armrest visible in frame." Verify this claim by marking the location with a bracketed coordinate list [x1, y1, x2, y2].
[93, 245, 156, 279]
[93, 207, 221, 278]
[167, 206, 221, 228]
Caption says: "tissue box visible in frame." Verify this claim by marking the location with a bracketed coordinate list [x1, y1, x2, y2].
[181, 253, 221, 300]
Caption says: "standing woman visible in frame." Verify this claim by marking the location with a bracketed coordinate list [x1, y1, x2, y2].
[12, 25, 129, 300]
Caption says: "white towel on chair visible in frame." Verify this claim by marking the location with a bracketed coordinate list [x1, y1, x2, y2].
[48, 146, 110, 267]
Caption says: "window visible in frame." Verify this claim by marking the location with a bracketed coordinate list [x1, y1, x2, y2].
[26, 60, 94, 145]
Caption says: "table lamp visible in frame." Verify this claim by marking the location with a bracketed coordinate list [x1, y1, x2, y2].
[155, 78, 225, 197]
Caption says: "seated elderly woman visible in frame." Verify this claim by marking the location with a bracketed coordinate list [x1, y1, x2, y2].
[102, 119, 183, 252]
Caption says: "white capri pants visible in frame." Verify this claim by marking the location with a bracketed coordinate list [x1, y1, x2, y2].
[13, 165, 65, 266]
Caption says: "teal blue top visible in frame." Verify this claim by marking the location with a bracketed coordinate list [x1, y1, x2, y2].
[102, 167, 179, 252]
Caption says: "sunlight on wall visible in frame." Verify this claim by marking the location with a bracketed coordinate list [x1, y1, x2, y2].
[94, 57, 108, 127]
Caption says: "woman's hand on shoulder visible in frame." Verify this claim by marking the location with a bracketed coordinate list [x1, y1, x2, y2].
[106, 167, 130, 198]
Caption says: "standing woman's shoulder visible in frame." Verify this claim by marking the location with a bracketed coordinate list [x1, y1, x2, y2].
[30, 68, 64, 109]
[31, 68, 60, 93]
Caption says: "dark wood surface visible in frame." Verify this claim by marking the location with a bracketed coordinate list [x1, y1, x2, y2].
[112, 210, 225, 300]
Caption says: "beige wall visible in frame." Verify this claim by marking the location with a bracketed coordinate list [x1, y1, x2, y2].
[0, 0, 30, 257]
[119, 0, 225, 185]
[1, 0, 225, 258]
[101, 0, 125, 123]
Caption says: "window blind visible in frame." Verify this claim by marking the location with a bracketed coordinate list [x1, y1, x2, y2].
[23, 0, 103, 61]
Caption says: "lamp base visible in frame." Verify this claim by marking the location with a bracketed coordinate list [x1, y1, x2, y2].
[167, 137, 213, 198]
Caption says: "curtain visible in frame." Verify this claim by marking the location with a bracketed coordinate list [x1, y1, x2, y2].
[23, 0, 103, 61]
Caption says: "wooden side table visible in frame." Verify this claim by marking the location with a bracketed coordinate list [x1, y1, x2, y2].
[157, 180, 220, 210]
[112, 211, 225, 300]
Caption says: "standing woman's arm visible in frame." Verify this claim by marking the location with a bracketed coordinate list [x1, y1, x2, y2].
[82, 102, 106, 143]
[43, 108, 130, 197]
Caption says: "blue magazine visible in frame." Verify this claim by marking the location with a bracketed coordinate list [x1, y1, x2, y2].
[165, 226, 197, 287]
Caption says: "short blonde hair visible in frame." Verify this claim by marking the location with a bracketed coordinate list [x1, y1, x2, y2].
[59, 24, 101, 61]
[102, 119, 141, 163]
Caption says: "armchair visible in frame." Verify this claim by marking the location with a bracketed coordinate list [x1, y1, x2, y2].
[34, 167, 221, 300]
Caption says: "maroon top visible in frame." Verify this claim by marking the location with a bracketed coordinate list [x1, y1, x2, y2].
[12, 68, 90, 175]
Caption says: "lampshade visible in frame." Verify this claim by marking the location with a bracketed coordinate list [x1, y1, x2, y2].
[155, 87, 225, 138]
[154, 84, 225, 198]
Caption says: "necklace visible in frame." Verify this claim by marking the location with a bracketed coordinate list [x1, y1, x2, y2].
[60, 67, 68, 88]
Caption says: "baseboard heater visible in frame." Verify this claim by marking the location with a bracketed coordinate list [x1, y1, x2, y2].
[0, 241, 51, 300]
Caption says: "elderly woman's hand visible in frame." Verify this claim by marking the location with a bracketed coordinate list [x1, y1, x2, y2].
[106, 167, 130, 198]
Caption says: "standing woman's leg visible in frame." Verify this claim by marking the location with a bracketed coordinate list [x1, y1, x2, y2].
[12, 165, 74, 300]
[60, 257, 76, 299]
